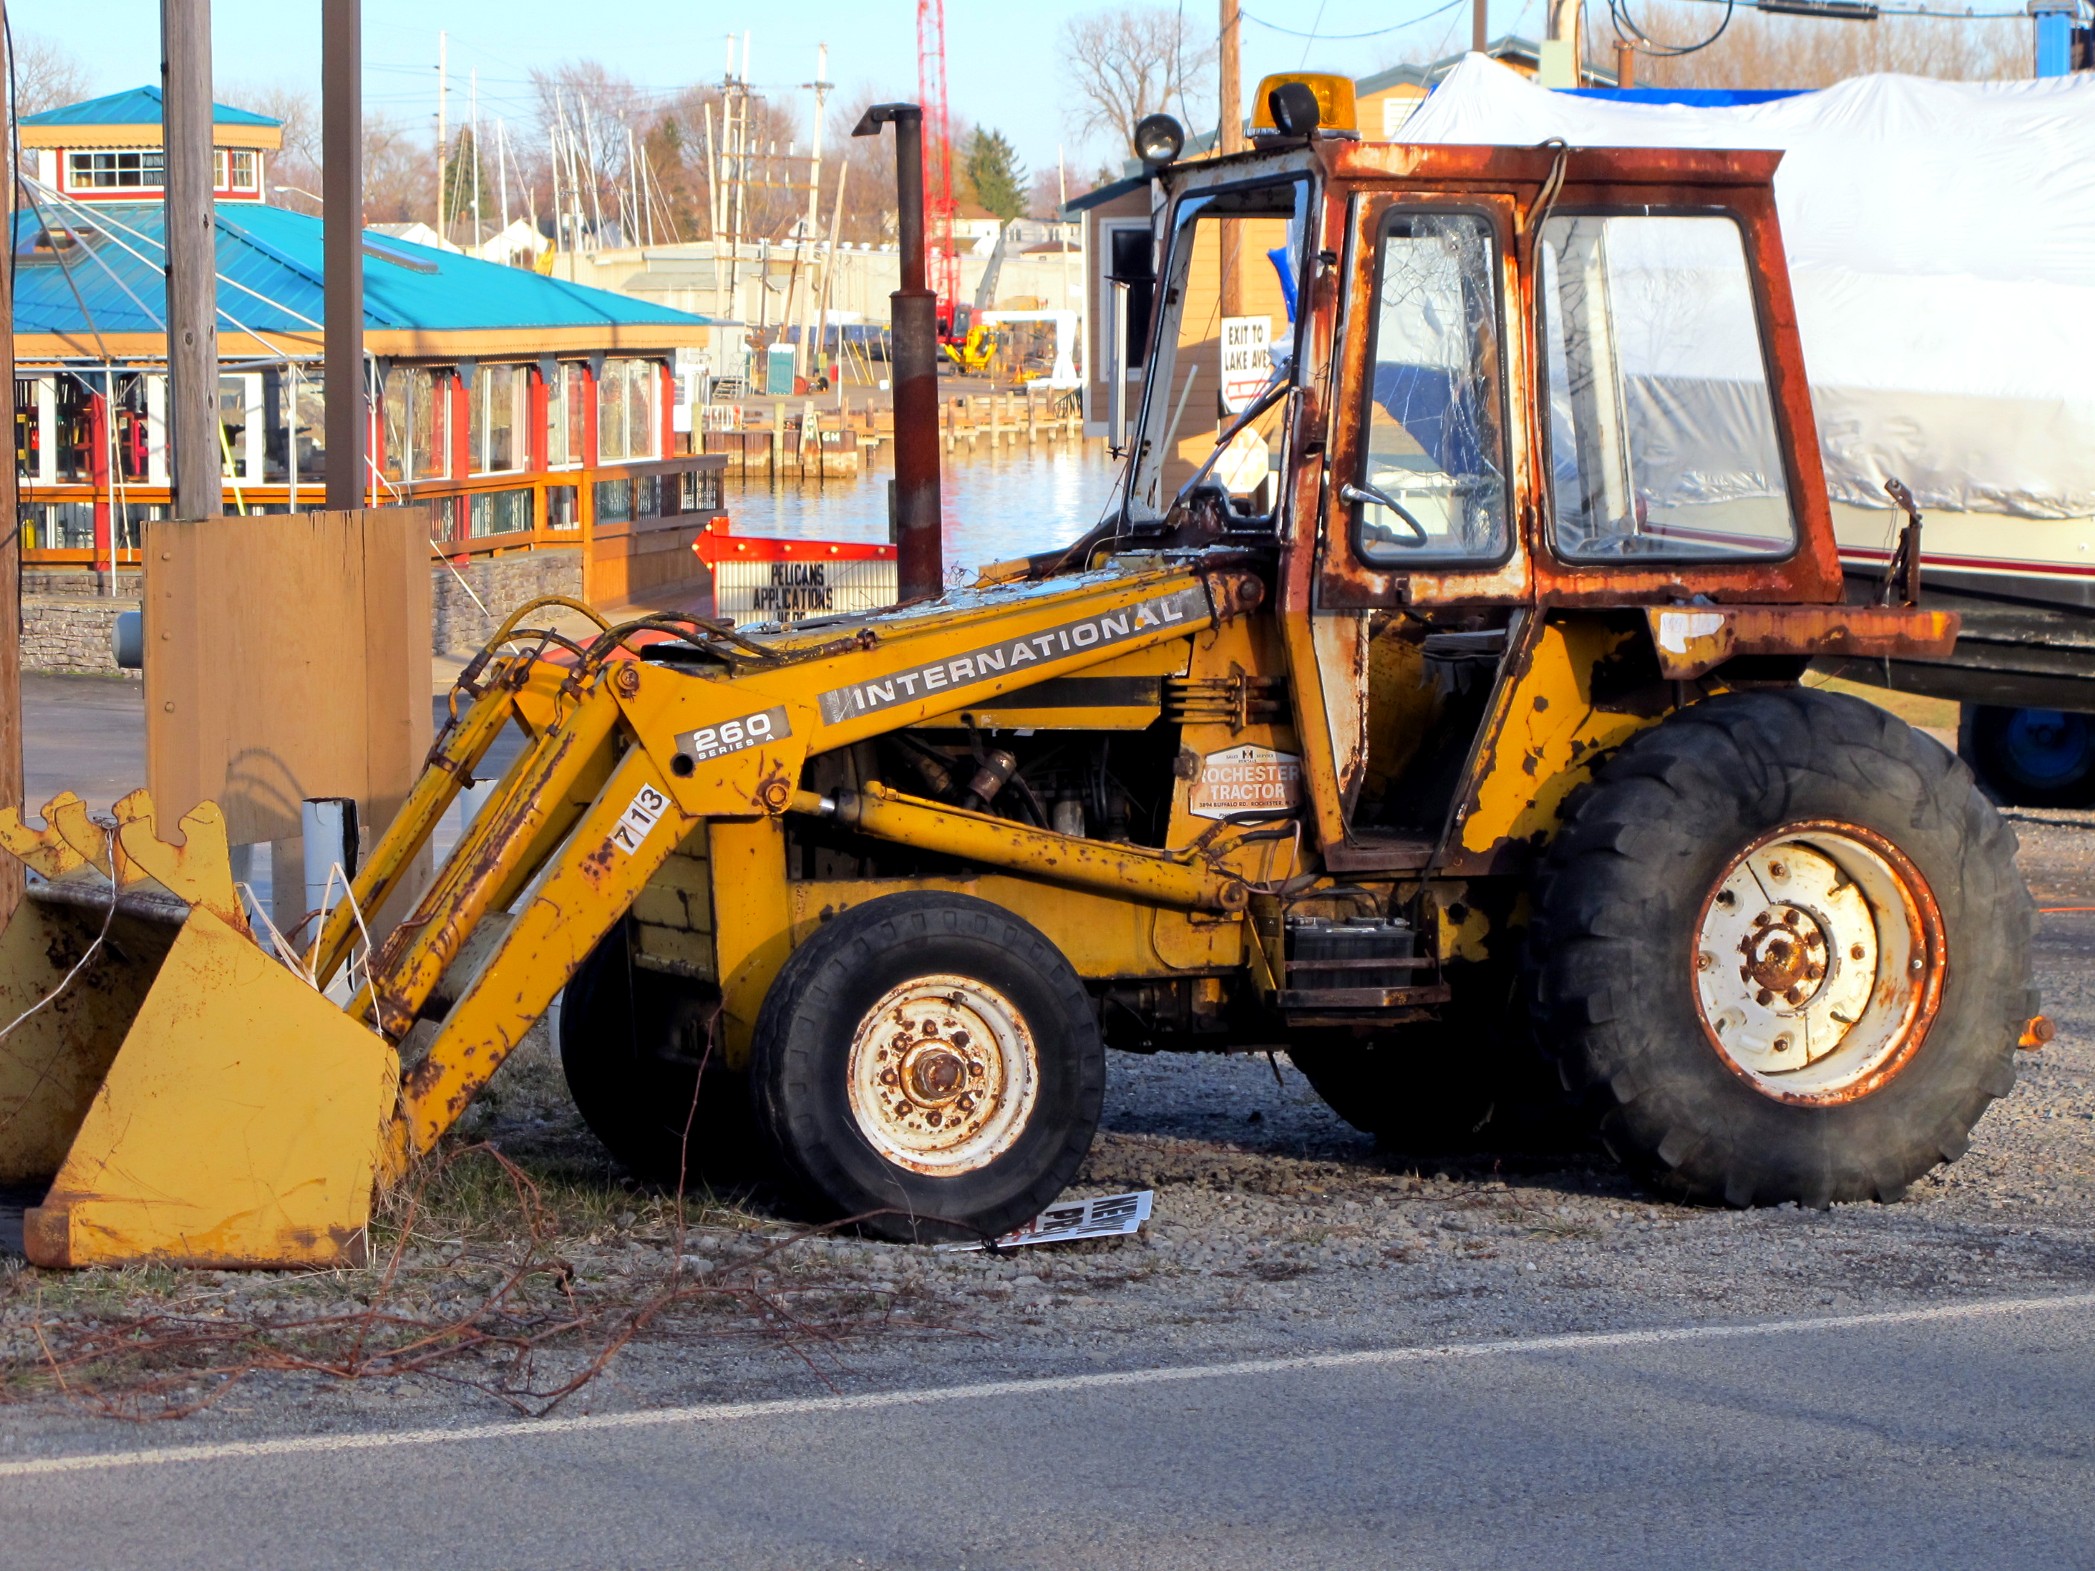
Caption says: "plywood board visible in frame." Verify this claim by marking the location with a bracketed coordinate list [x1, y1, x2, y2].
[144, 509, 434, 849]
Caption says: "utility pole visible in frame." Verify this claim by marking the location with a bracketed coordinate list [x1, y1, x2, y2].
[1218, 0, 1244, 315]
[435, 29, 447, 234]
[496, 116, 511, 238]
[469, 67, 482, 253]
[801, 43, 832, 379]
[160, 0, 220, 523]
[323, 0, 366, 509]
[1475, 0, 1490, 53]
[1541, 0, 1583, 87]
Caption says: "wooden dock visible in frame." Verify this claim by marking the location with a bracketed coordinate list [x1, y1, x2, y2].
[700, 388, 1086, 478]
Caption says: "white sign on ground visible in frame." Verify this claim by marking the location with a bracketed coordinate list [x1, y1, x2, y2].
[937, 1190, 1154, 1251]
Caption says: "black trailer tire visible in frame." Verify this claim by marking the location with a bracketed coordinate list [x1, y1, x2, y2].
[1958, 703, 2095, 808]
[559, 926, 757, 1186]
[750, 892, 1105, 1244]
[1528, 688, 2035, 1207]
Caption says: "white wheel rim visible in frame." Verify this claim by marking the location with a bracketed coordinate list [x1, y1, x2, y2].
[845, 974, 1040, 1175]
[1692, 821, 1944, 1104]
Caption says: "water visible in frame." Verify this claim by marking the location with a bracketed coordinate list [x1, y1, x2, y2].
[721, 438, 1128, 575]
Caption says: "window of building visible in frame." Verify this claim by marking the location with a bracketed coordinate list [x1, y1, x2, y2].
[214, 148, 260, 192]
[66, 149, 165, 190]
[547, 362, 588, 467]
[596, 358, 659, 463]
[219, 373, 264, 483]
[470, 363, 527, 474]
[380, 366, 449, 483]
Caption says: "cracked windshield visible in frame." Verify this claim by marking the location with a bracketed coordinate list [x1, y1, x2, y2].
[1125, 181, 1307, 526]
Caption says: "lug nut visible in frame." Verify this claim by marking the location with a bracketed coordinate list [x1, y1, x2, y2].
[1756, 988, 1774, 1006]
[1768, 861, 1786, 878]
[1850, 944, 1865, 960]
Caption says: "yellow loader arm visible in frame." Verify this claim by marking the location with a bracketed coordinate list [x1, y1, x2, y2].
[0, 565, 1247, 1267]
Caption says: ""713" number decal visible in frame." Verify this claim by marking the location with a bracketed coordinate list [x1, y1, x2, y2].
[609, 784, 670, 857]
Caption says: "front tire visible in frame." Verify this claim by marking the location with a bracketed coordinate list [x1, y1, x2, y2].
[1529, 689, 2034, 1207]
[750, 893, 1106, 1243]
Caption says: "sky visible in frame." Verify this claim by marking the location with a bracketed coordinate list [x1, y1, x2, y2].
[13, 0, 1529, 176]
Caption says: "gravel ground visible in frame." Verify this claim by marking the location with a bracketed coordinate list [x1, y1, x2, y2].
[2, 806, 2092, 1445]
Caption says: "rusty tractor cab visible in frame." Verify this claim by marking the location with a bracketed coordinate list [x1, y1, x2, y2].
[0, 80, 2038, 1270]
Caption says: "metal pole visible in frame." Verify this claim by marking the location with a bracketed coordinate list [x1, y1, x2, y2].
[324, 0, 366, 509]
[160, 0, 220, 521]
[854, 103, 942, 603]
[0, 1, 21, 928]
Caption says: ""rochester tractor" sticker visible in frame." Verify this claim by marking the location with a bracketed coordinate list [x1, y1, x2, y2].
[1189, 744, 1303, 820]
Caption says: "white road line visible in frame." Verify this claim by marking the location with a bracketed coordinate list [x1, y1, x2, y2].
[5, 1290, 2092, 1483]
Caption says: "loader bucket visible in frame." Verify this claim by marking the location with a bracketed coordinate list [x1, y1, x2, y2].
[0, 792, 399, 1270]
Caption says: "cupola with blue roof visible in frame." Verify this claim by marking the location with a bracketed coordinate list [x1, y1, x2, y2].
[20, 85, 284, 203]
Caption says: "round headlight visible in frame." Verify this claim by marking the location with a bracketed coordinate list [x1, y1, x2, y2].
[1134, 113, 1185, 170]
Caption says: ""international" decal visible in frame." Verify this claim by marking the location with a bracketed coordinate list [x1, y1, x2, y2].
[816, 586, 1208, 725]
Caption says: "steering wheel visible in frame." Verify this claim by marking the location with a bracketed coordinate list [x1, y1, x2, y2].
[1341, 480, 1429, 546]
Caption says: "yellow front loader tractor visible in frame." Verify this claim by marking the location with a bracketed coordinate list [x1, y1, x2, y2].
[0, 81, 2037, 1266]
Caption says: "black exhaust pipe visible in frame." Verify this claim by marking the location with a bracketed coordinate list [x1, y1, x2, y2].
[852, 103, 943, 604]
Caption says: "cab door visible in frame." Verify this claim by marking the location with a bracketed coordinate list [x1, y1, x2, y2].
[1281, 190, 1535, 868]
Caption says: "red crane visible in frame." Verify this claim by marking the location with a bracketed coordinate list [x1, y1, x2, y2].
[916, 0, 962, 338]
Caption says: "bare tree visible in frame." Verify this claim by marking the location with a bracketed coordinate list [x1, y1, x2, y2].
[227, 82, 322, 213]
[11, 30, 89, 119]
[1060, 4, 1216, 162]
[360, 113, 428, 225]
[1624, 4, 2026, 87]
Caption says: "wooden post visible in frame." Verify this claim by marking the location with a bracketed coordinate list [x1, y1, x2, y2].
[1219, 0, 1245, 317]
[323, 0, 367, 509]
[160, 0, 221, 522]
[1475, 0, 1490, 52]
[0, 0, 20, 926]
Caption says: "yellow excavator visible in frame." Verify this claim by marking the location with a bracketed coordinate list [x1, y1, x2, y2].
[0, 78, 2038, 1267]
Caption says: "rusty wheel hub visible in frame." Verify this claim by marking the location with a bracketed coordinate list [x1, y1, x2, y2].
[846, 975, 1039, 1175]
[1692, 822, 1943, 1104]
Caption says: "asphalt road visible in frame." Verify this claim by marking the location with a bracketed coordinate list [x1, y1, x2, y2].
[4, 1293, 2092, 1571]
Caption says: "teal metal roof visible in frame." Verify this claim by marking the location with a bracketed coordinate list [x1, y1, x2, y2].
[21, 85, 280, 129]
[15, 201, 716, 347]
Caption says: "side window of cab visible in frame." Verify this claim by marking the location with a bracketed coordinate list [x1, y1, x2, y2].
[1350, 210, 1512, 568]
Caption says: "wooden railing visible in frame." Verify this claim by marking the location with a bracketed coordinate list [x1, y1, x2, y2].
[16, 454, 728, 574]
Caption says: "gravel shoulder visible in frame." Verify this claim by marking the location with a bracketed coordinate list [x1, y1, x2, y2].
[3, 807, 2092, 1457]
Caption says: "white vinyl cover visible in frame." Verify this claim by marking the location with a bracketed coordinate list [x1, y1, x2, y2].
[1398, 58, 2095, 521]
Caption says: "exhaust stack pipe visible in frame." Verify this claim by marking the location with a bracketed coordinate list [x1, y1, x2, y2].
[853, 103, 944, 603]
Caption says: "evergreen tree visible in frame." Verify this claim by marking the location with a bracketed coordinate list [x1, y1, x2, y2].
[440, 127, 492, 227]
[964, 128, 1028, 226]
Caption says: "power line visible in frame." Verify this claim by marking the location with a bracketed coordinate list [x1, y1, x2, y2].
[1241, 0, 1469, 40]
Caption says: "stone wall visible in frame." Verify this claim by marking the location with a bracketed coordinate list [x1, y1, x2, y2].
[19, 548, 589, 674]
[431, 549, 584, 657]
[21, 596, 136, 677]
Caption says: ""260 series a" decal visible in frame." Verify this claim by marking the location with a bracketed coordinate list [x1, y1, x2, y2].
[675, 705, 792, 766]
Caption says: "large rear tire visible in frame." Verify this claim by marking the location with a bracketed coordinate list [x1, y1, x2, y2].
[751, 892, 1105, 1244]
[559, 926, 758, 1186]
[1528, 689, 2035, 1207]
